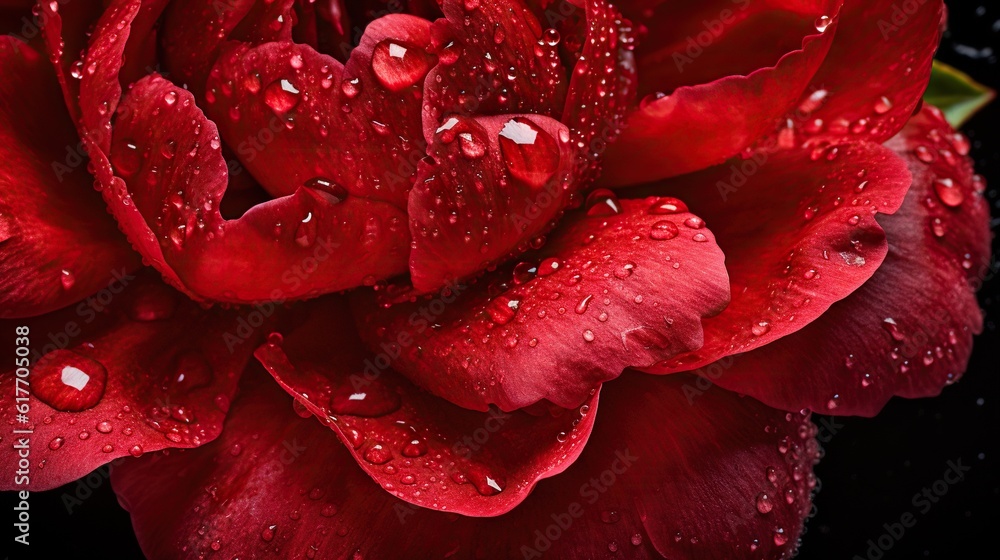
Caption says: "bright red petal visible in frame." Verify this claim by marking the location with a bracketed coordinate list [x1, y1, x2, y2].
[601, 0, 840, 185]
[355, 197, 730, 411]
[771, 0, 944, 148]
[112, 370, 818, 559]
[204, 16, 430, 205]
[701, 107, 992, 416]
[409, 0, 636, 291]
[98, 74, 410, 303]
[407, 113, 577, 291]
[255, 296, 600, 516]
[0, 272, 259, 490]
[421, 0, 566, 140]
[0, 39, 139, 318]
[638, 141, 912, 374]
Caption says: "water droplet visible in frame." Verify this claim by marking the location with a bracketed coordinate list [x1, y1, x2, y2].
[881, 318, 906, 341]
[263, 79, 300, 115]
[304, 177, 349, 203]
[814, 15, 832, 32]
[48, 437, 65, 450]
[933, 177, 964, 207]
[756, 492, 774, 514]
[650, 220, 679, 240]
[363, 443, 393, 465]
[648, 197, 688, 215]
[874, 95, 893, 114]
[498, 118, 560, 189]
[582, 329, 595, 342]
[751, 321, 771, 337]
[328, 381, 402, 417]
[585, 189, 621, 216]
[294, 212, 317, 247]
[33, 351, 108, 412]
[371, 40, 432, 91]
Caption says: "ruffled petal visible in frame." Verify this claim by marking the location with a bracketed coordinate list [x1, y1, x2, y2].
[160, 0, 296, 93]
[112, 370, 818, 559]
[699, 107, 992, 416]
[771, 0, 945, 148]
[100, 74, 410, 302]
[355, 197, 730, 411]
[637, 141, 912, 374]
[601, 0, 841, 185]
[421, 0, 567, 141]
[255, 296, 599, 516]
[0, 272, 260, 490]
[0, 38, 139, 318]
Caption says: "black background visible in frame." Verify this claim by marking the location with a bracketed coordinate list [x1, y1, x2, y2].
[3, 0, 998, 558]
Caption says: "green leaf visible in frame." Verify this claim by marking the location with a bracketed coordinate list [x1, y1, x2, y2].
[923, 60, 995, 128]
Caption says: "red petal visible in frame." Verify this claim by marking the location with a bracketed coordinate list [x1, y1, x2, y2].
[255, 296, 600, 516]
[99, 74, 409, 303]
[0, 272, 259, 490]
[407, 113, 576, 291]
[112, 370, 818, 559]
[204, 16, 430, 204]
[601, 0, 840, 185]
[772, 0, 944, 147]
[355, 197, 730, 411]
[37, 0, 104, 123]
[421, 0, 566, 141]
[0, 38, 139, 318]
[701, 107, 992, 416]
[409, 0, 637, 291]
[639, 141, 912, 374]
[160, 0, 296, 93]
[561, 0, 637, 184]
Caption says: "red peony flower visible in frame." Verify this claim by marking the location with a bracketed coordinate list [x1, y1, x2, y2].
[0, 0, 993, 558]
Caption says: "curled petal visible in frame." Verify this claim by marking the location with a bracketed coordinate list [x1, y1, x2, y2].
[112, 370, 818, 559]
[0, 272, 259, 490]
[637, 141, 913, 374]
[355, 198, 730, 411]
[602, 0, 841, 185]
[0, 38, 139, 318]
[256, 296, 599, 516]
[700, 107, 992, 416]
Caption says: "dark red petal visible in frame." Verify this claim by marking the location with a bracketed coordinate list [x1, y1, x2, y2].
[702, 107, 991, 416]
[38, 0, 104, 122]
[0, 38, 139, 318]
[639, 141, 912, 374]
[408, 113, 576, 291]
[421, 0, 566, 141]
[0, 272, 260, 491]
[601, 0, 840, 186]
[204, 16, 430, 205]
[112, 369, 817, 559]
[99, 74, 409, 303]
[160, 0, 295, 94]
[255, 296, 600, 516]
[560, 0, 637, 184]
[772, 0, 944, 148]
[355, 197, 730, 411]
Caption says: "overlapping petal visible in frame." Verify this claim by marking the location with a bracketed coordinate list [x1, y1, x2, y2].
[601, 0, 841, 185]
[0, 272, 259, 490]
[771, 0, 945, 148]
[638, 140, 913, 374]
[0, 38, 139, 318]
[112, 368, 818, 559]
[355, 198, 730, 411]
[700, 107, 992, 416]
[255, 296, 600, 516]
